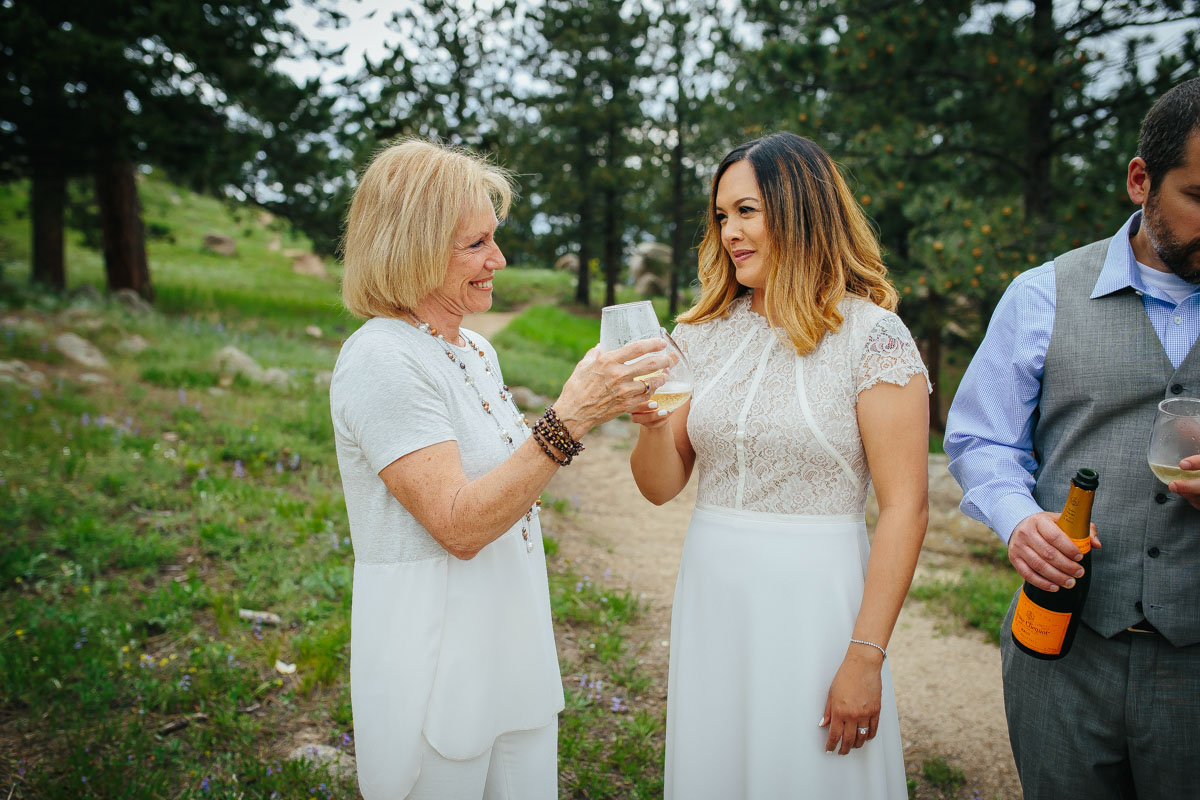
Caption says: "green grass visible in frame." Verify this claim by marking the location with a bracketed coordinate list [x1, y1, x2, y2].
[910, 566, 1022, 645]
[492, 305, 603, 397]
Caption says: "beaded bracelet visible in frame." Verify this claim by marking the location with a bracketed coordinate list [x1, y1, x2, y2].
[541, 406, 584, 456]
[529, 406, 584, 466]
[849, 638, 887, 660]
[531, 424, 573, 466]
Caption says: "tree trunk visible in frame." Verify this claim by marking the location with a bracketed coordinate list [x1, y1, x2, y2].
[668, 125, 686, 319]
[921, 293, 944, 434]
[576, 189, 592, 306]
[1023, 0, 1057, 239]
[31, 159, 66, 292]
[95, 159, 153, 302]
[602, 185, 619, 309]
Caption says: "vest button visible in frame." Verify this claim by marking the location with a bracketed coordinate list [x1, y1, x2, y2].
[1171, 384, 1184, 395]
[1148, 547, 1161, 558]
[1156, 493, 1169, 504]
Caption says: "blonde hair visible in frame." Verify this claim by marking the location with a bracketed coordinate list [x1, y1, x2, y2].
[341, 139, 514, 319]
[678, 133, 897, 354]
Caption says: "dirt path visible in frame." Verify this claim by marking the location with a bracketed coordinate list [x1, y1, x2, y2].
[544, 422, 1022, 799]
[463, 309, 522, 338]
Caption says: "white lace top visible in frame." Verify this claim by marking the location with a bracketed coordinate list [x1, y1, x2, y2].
[674, 294, 931, 515]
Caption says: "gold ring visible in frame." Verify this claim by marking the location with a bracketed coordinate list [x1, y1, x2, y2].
[639, 379, 651, 395]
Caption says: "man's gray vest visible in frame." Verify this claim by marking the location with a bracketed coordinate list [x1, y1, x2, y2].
[1032, 237, 1200, 647]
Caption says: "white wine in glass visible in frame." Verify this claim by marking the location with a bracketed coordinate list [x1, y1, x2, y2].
[600, 301, 693, 411]
[1147, 397, 1200, 485]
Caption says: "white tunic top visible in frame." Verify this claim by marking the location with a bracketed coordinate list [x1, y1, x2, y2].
[330, 317, 563, 799]
[673, 294, 931, 515]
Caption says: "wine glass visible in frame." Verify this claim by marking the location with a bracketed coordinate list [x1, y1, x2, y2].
[600, 301, 693, 412]
[1147, 397, 1200, 486]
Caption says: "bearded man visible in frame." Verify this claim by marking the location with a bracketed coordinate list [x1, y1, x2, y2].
[944, 77, 1200, 799]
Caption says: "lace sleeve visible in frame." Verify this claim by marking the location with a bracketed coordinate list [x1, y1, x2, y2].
[856, 313, 932, 395]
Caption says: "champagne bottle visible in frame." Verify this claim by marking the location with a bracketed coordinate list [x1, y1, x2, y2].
[1010, 468, 1099, 660]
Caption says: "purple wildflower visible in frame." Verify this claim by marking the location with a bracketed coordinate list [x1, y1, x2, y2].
[201, 777, 210, 792]
[610, 695, 628, 713]
[275, 461, 284, 474]
[233, 460, 245, 478]
[31, 388, 41, 400]
[81, 412, 90, 427]
[289, 453, 301, 470]
[178, 388, 187, 404]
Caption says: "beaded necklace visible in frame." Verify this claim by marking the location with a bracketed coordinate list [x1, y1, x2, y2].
[409, 312, 539, 553]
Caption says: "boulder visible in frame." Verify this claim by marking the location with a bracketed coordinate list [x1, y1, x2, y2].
[203, 234, 236, 256]
[214, 346, 265, 383]
[267, 236, 282, 252]
[117, 334, 150, 355]
[68, 284, 103, 305]
[286, 744, 356, 781]
[313, 370, 334, 389]
[261, 367, 294, 391]
[114, 288, 155, 316]
[554, 253, 580, 272]
[634, 272, 666, 297]
[629, 241, 672, 284]
[79, 372, 110, 384]
[291, 253, 329, 280]
[304, 325, 323, 339]
[1, 316, 47, 337]
[54, 333, 110, 370]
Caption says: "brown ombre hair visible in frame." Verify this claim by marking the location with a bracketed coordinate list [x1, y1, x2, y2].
[341, 139, 514, 319]
[678, 133, 897, 354]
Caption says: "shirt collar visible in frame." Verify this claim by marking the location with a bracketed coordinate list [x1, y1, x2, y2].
[1090, 211, 1145, 299]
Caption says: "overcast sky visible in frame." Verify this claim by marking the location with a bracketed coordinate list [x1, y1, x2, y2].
[279, 1, 1196, 95]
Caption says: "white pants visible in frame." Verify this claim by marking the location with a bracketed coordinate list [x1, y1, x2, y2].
[405, 720, 558, 800]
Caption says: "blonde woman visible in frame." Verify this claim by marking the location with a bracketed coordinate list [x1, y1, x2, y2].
[331, 139, 673, 799]
[630, 132, 930, 798]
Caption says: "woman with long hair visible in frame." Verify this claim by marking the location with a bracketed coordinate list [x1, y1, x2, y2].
[630, 132, 930, 797]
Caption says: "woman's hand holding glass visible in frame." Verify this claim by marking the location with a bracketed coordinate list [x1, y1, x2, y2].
[599, 301, 693, 429]
[552, 339, 677, 439]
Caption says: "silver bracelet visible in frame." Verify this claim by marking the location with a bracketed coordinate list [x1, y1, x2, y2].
[849, 638, 887, 659]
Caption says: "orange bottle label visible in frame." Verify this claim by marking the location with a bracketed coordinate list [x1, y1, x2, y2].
[1071, 536, 1091, 556]
[1012, 588, 1071, 655]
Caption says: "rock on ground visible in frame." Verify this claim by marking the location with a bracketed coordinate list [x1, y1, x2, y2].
[203, 234, 236, 256]
[114, 288, 155, 316]
[286, 744, 356, 781]
[292, 253, 329, 280]
[54, 333, 110, 370]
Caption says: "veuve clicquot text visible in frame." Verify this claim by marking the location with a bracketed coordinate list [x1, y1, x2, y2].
[1010, 468, 1099, 660]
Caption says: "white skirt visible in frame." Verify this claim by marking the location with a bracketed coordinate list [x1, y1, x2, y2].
[664, 504, 907, 799]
